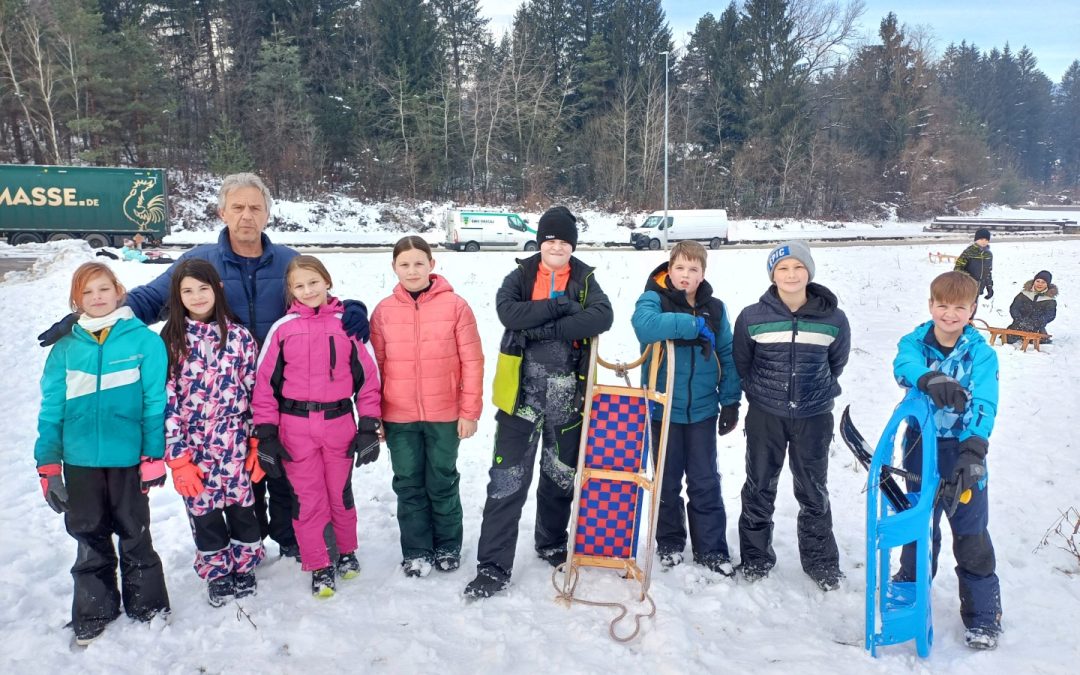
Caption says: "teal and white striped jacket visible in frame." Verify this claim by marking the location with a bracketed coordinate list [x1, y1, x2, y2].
[34, 310, 167, 468]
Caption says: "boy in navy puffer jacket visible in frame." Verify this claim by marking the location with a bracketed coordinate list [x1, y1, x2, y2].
[732, 241, 850, 591]
[631, 241, 741, 575]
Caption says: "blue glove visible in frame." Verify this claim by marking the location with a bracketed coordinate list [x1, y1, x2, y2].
[342, 299, 370, 342]
[37, 312, 79, 347]
[695, 316, 715, 360]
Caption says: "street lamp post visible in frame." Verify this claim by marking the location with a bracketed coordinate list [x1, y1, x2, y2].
[660, 50, 669, 251]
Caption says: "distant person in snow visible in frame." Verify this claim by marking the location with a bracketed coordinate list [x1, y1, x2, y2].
[463, 206, 614, 600]
[120, 235, 173, 264]
[954, 229, 994, 311]
[33, 262, 171, 646]
[35, 173, 372, 564]
[1006, 270, 1057, 343]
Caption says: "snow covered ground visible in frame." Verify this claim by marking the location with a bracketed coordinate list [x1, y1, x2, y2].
[1, 235, 1077, 673]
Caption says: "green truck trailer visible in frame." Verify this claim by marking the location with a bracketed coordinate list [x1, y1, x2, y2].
[0, 165, 170, 247]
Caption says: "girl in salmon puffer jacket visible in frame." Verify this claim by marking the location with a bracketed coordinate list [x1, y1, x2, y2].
[251, 255, 382, 598]
[370, 236, 484, 577]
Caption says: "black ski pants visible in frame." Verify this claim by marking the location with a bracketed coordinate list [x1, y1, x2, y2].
[251, 473, 298, 550]
[63, 465, 170, 636]
[474, 410, 582, 578]
[737, 405, 839, 575]
[653, 416, 729, 560]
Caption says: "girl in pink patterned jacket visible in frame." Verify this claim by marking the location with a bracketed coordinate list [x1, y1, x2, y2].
[161, 259, 266, 608]
[252, 255, 382, 598]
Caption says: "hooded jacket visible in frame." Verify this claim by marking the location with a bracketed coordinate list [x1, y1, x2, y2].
[1007, 281, 1058, 334]
[491, 253, 613, 417]
[126, 229, 299, 344]
[35, 310, 167, 467]
[732, 283, 850, 419]
[631, 262, 741, 424]
[370, 274, 484, 423]
[954, 243, 994, 293]
[893, 322, 998, 442]
[252, 297, 381, 427]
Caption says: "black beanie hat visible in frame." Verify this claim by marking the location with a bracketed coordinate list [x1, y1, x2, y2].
[1034, 270, 1052, 284]
[537, 205, 578, 250]
[974, 228, 991, 241]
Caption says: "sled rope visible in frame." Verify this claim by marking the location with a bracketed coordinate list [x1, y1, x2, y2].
[551, 563, 656, 643]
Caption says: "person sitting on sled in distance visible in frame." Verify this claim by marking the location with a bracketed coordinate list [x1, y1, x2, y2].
[892, 271, 1002, 651]
[732, 241, 850, 592]
[1006, 270, 1057, 344]
[631, 240, 741, 576]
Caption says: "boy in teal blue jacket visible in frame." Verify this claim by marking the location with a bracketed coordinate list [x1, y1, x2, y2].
[631, 241, 741, 574]
[893, 271, 1001, 650]
[34, 262, 170, 646]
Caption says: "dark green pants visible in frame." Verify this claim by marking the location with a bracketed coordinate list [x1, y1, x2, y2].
[384, 421, 463, 561]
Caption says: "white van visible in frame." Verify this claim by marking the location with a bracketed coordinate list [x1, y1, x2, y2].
[630, 209, 729, 250]
[444, 210, 537, 251]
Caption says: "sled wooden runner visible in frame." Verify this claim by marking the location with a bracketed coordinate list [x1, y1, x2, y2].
[969, 317, 1049, 352]
[554, 338, 675, 642]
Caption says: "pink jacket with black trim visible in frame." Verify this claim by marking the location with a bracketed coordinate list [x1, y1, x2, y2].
[252, 296, 381, 426]
[370, 274, 483, 424]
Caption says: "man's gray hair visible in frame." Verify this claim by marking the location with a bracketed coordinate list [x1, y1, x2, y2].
[218, 173, 273, 213]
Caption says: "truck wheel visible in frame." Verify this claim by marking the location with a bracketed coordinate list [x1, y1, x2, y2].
[8, 232, 43, 245]
[648, 238, 661, 250]
[524, 241, 537, 252]
[48, 232, 74, 242]
[464, 241, 480, 252]
[709, 237, 723, 250]
[84, 233, 110, 248]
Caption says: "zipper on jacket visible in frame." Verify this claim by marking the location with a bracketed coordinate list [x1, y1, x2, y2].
[329, 336, 337, 381]
[414, 300, 427, 420]
[685, 309, 698, 420]
[788, 317, 798, 416]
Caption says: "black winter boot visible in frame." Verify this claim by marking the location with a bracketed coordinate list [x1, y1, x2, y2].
[208, 575, 235, 608]
[463, 565, 509, 600]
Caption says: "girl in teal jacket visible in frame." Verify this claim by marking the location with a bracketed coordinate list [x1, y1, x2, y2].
[33, 262, 170, 647]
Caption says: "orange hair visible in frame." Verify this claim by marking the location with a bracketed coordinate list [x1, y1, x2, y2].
[69, 262, 126, 312]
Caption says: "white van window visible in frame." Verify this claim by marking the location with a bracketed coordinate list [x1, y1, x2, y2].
[509, 215, 528, 232]
[642, 216, 665, 230]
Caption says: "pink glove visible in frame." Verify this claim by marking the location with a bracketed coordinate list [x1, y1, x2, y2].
[139, 456, 166, 493]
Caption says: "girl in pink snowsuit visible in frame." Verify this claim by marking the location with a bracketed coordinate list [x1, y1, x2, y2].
[252, 256, 382, 597]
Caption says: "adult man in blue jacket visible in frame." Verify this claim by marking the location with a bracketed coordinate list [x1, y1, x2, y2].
[39, 173, 370, 560]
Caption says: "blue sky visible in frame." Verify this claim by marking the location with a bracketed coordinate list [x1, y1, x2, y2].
[480, 1, 1078, 83]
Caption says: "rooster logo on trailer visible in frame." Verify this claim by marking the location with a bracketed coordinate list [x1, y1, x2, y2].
[123, 178, 166, 232]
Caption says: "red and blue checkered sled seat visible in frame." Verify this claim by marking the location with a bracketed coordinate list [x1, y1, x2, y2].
[574, 393, 650, 560]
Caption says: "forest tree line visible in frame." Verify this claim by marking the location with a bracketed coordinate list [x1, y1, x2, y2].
[1, 0, 1078, 219]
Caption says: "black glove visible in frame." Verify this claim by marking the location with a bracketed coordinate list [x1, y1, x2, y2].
[984, 287, 994, 300]
[523, 322, 557, 342]
[916, 372, 970, 411]
[37, 312, 79, 347]
[549, 295, 582, 319]
[717, 404, 740, 436]
[953, 436, 988, 495]
[254, 424, 290, 479]
[350, 417, 381, 467]
[38, 465, 69, 514]
[342, 299, 370, 342]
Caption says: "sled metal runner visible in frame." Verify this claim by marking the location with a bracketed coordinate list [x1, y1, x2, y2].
[556, 338, 675, 641]
[854, 394, 940, 658]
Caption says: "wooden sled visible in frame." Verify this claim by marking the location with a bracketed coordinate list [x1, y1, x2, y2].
[555, 338, 674, 642]
[970, 318, 1049, 352]
[927, 251, 958, 264]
